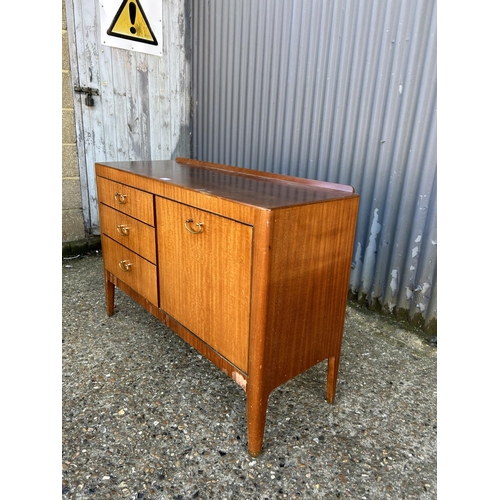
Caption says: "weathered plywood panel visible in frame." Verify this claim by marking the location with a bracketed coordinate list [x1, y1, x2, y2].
[65, 0, 191, 234]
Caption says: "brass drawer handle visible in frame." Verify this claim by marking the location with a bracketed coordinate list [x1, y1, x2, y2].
[184, 218, 204, 234]
[114, 192, 128, 204]
[118, 260, 132, 272]
[116, 224, 130, 236]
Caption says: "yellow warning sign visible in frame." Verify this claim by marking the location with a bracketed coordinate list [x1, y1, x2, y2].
[107, 0, 158, 46]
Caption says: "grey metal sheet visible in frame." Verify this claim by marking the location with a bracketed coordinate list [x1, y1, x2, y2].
[191, 0, 437, 330]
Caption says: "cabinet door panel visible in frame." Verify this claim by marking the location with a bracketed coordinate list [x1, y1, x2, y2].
[156, 197, 252, 372]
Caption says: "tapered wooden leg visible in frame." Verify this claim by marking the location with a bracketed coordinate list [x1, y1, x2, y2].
[246, 384, 270, 457]
[106, 279, 115, 316]
[326, 356, 339, 404]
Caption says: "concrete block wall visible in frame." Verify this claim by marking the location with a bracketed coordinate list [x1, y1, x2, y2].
[62, 0, 86, 246]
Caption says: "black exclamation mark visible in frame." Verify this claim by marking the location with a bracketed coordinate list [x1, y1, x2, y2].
[129, 1, 137, 34]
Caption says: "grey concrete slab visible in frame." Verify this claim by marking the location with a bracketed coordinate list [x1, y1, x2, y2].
[62, 253, 436, 499]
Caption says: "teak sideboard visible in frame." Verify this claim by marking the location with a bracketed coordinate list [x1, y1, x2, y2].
[95, 157, 359, 456]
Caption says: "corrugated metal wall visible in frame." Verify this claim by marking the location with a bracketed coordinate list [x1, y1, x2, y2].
[190, 0, 437, 332]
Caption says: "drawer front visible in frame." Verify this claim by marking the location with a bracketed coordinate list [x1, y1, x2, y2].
[97, 176, 154, 225]
[99, 203, 156, 264]
[101, 235, 158, 306]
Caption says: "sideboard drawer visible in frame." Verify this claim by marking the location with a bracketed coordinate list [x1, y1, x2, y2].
[99, 203, 156, 264]
[97, 176, 154, 225]
[101, 235, 158, 306]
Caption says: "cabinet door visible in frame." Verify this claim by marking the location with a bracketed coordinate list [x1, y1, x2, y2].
[156, 197, 253, 372]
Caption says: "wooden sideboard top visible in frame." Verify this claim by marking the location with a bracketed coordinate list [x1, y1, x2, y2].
[96, 157, 358, 210]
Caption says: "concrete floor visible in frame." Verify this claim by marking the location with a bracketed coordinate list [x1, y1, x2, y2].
[62, 252, 436, 499]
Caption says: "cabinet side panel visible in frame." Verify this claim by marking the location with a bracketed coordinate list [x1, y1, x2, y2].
[264, 196, 359, 390]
